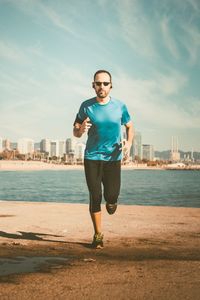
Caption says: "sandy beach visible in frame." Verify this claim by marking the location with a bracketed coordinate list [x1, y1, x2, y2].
[1, 160, 200, 172]
[0, 160, 166, 171]
[0, 160, 84, 171]
[0, 201, 199, 299]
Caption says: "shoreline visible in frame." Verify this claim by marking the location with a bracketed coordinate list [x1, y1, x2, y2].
[0, 199, 199, 209]
[1, 160, 200, 171]
[0, 160, 163, 171]
[0, 201, 199, 299]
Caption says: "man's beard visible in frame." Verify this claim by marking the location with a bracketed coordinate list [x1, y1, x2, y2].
[97, 90, 108, 98]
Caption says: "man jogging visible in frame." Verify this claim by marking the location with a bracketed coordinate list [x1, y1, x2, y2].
[73, 70, 134, 249]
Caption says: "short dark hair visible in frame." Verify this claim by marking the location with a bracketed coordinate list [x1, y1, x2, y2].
[93, 70, 112, 82]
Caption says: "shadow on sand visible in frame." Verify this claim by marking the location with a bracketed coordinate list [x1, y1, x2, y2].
[0, 230, 92, 248]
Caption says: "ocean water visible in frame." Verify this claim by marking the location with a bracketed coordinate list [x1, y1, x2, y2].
[0, 169, 199, 208]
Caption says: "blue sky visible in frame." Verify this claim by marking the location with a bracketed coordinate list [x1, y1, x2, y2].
[0, 0, 199, 151]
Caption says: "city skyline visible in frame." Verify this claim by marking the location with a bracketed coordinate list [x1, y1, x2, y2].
[1, 135, 199, 163]
[0, 133, 196, 153]
[0, 1, 200, 151]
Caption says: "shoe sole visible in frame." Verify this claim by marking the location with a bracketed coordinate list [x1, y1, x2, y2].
[91, 244, 104, 249]
[95, 244, 104, 249]
[106, 203, 117, 215]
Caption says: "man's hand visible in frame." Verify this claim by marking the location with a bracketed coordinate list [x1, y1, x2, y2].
[80, 117, 92, 134]
[122, 140, 132, 161]
[73, 117, 92, 137]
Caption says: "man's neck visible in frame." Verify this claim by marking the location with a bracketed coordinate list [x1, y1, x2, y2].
[96, 96, 110, 105]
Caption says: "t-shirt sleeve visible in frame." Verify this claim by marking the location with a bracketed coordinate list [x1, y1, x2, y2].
[121, 103, 131, 125]
[73, 103, 87, 125]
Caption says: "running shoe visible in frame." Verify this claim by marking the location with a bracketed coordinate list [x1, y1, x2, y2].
[92, 233, 104, 249]
[106, 203, 117, 215]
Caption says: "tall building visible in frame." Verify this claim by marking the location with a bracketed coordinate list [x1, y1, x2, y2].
[142, 144, 154, 161]
[191, 148, 194, 162]
[3, 139, 11, 150]
[40, 139, 51, 154]
[66, 138, 76, 155]
[131, 131, 142, 160]
[59, 140, 66, 157]
[10, 142, 17, 150]
[75, 142, 86, 161]
[50, 140, 59, 157]
[34, 142, 40, 152]
[171, 136, 180, 161]
[17, 138, 34, 154]
[0, 137, 3, 152]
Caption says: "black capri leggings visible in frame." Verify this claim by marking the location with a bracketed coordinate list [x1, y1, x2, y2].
[84, 159, 121, 213]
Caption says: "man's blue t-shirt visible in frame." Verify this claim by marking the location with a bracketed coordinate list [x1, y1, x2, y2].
[75, 97, 131, 161]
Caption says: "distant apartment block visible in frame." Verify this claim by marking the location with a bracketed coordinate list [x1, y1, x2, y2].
[131, 131, 142, 160]
[142, 144, 154, 161]
[3, 139, 11, 150]
[0, 137, 3, 152]
[66, 138, 76, 155]
[17, 138, 34, 154]
[10, 142, 17, 150]
[59, 140, 66, 157]
[40, 139, 51, 154]
[50, 140, 59, 157]
[40, 138, 82, 159]
[40, 139, 65, 157]
[75, 142, 86, 161]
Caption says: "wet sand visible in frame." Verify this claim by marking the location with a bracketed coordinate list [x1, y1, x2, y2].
[0, 201, 199, 299]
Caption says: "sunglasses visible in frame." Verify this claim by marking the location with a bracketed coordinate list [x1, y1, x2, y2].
[94, 81, 111, 87]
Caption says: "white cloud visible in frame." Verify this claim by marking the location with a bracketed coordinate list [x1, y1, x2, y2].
[113, 70, 198, 131]
[158, 0, 200, 65]
[180, 24, 200, 65]
[27, 43, 44, 57]
[0, 40, 27, 62]
[155, 70, 188, 95]
[0, 62, 92, 140]
[115, 0, 157, 59]
[7, 0, 79, 37]
[160, 17, 180, 60]
[185, 0, 200, 12]
[97, 0, 109, 9]
[0, 60, 198, 148]
[36, 2, 76, 35]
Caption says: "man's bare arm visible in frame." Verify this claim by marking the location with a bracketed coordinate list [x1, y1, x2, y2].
[123, 121, 134, 160]
[125, 121, 134, 146]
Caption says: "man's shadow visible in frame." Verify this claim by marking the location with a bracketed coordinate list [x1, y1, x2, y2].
[0, 231, 92, 248]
